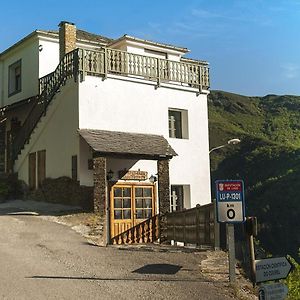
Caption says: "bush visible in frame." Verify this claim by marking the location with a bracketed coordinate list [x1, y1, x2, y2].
[285, 252, 300, 299]
[0, 174, 25, 201]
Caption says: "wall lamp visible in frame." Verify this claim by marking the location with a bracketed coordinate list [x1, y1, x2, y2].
[107, 169, 114, 180]
[149, 174, 157, 183]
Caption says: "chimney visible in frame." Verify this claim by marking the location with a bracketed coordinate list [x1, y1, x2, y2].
[58, 21, 76, 60]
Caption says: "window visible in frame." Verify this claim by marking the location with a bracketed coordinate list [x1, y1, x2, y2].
[144, 49, 167, 59]
[8, 60, 22, 96]
[168, 108, 189, 139]
[170, 185, 191, 212]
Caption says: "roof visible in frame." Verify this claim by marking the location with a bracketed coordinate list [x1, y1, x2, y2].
[79, 129, 177, 159]
[38, 29, 113, 45]
[0, 25, 189, 58]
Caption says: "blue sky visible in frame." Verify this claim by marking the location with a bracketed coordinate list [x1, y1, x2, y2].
[1, 0, 300, 96]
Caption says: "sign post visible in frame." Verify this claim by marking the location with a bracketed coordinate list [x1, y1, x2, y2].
[215, 180, 245, 283]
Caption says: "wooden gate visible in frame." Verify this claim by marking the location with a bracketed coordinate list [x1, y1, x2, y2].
[110, 184, 156, 240]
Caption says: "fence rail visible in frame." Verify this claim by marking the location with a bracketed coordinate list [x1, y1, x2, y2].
[166, 202, 219, 248]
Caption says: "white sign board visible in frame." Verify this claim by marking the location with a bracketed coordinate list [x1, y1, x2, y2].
[255, 257, 292, 283]
[258, 283, 288, 300]
[215, 180, 245, 223]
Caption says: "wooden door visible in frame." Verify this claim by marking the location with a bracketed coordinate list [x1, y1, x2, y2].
[110, 184, 155, 239]
[37, 150, 46, 187]
[28, 152, 36, 190]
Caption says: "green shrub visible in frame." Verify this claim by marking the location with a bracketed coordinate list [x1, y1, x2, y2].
[285, 252, 300, 299]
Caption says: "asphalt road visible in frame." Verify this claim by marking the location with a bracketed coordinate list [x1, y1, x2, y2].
[0, 214, 234, 300]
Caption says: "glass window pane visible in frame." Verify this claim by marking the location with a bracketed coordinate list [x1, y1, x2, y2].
[123, 210, 131, 219]
[135, 199, 144, 208]
[114, 210, 122, 219]
[135, 187, 143, 197]
[143, 188, 152, 197]
[145, 199, 152, 209]
[168, 110, 182, 139]
[145, 209, 152, 218]
[136, 209, 143, 219]
[123, 198, 131, 208]
[114, 188, 122, 197]
[114, 199, 122, 208]
[123, 187, 131, 197]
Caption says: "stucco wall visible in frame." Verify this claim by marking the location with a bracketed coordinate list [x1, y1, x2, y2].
[1, 38, 39, 106]
[78, 76, 211, 206]
[38, 38, 60, 78]
[15, 79, 79, 184]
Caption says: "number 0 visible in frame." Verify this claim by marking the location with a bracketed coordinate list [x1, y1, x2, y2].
[227, 209, 235, 220]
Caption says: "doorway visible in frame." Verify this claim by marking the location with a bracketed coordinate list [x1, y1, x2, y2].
[110, 184, 156, 238]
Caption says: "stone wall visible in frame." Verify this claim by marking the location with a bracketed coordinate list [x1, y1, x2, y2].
[28, 176, 93, 210]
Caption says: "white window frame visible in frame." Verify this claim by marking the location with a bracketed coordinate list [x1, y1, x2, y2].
[168, 108, 189, 139]
[170, 184, 191, 212]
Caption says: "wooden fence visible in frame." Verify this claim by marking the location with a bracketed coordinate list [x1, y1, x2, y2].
[165, 202, 220, 249]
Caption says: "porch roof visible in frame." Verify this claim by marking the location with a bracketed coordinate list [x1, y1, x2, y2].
[78, 129, 177, 159]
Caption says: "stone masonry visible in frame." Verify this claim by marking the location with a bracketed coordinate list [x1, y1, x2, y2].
[59, 21, 77, 60]
[157, 159, 170, 214]
[93, 156, 107, 245]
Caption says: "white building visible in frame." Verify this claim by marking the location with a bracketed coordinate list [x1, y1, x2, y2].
[0, 21, 211, 244]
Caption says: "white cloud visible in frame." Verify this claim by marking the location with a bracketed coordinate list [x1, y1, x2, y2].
[281, 63, 300, 79]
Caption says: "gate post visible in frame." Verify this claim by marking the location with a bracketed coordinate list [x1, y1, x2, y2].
[157, 159, 170, 241]
[93, 156, 108, 246]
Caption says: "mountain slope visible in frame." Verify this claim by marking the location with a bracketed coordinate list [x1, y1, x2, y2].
[208, 90, 300, 260]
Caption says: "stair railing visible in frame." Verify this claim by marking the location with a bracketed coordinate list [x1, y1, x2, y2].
[12, 49, 79, 162]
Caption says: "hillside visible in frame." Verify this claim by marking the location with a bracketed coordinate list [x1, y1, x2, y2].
[208, 90, 300, 260]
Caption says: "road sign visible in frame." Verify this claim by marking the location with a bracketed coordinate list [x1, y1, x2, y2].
[255, 257, 292, 283]
[258, 283, 288, 300]
[215, 180, 245, 223]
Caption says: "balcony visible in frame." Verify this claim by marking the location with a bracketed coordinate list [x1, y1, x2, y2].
[78, 48, 210, 93]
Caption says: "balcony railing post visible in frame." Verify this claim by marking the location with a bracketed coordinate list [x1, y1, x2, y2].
[81, 49, 86, 81]
[73, 49, 79, 82]
[104, 48, 108, 80]
[156, 58, 161, 88]
[198, 65, 203, 95]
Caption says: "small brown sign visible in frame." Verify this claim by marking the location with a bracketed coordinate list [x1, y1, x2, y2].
[118, 169, 148, 181]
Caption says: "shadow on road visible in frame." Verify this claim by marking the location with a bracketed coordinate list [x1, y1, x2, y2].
[132, 264, 182, 275]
